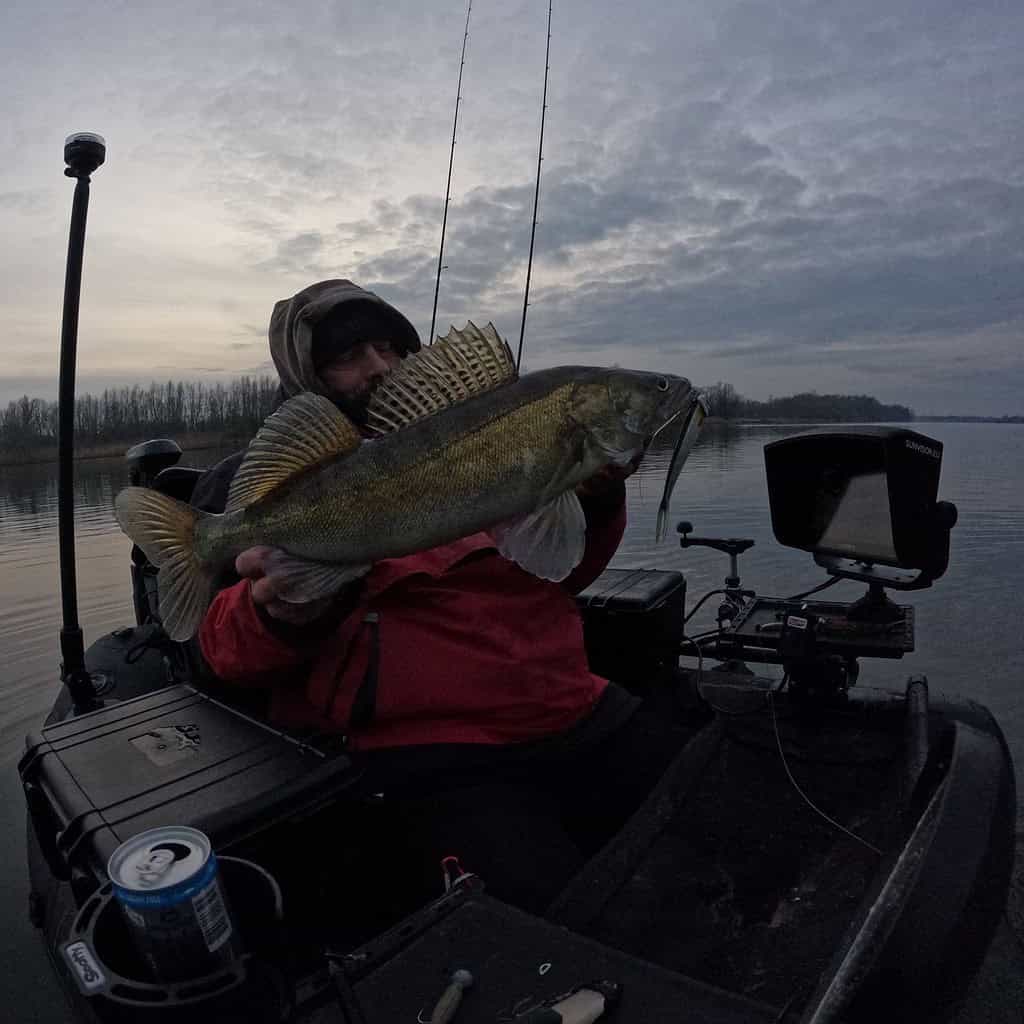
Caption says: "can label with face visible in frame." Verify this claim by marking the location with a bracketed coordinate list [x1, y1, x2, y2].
[108, 826, 239, 983]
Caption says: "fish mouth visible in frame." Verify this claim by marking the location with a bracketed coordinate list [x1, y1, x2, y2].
[653, 392, 707, 460]
[650, 380, 702, 441]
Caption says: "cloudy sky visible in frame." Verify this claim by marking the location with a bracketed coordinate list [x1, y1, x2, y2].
[2, 0, 1021, 415]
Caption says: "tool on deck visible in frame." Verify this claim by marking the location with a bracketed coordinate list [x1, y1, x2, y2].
[428, 968, 474, 1023]
[514, 980, 621, 1024]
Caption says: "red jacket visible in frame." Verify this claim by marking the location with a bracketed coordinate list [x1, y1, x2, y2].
[199, 495, 626, 750]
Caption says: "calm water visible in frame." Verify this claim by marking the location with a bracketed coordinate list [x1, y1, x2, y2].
[1, 422, 1022, 1018]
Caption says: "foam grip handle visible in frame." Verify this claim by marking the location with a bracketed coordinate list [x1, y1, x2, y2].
[518, 989, 609, 1024]
[549, 989, 608, 1023]
[430, 978, 468, 1023]
[429, 983, 461, 1023]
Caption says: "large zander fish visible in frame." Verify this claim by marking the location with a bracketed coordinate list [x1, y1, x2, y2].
[116, 323, 705, 640]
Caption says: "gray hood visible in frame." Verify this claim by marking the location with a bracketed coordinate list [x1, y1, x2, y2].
[268, 279, 420, 399]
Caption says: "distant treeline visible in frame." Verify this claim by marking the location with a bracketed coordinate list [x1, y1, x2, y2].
[0, 374, 920, 461]
[701, 382, 914, 422]
[916, 415, 1023, 424]
[0, 377, 279, 452]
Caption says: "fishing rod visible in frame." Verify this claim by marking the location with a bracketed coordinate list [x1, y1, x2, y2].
[57, 132, 106, 714]
[429, 0, 474, 347]
[516, 0, 553, 371]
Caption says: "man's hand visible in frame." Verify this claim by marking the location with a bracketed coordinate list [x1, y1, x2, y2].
[575, 452, 644, 499]
[235, 546, 340, 625]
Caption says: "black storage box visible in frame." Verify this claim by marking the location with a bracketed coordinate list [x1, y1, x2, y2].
[20, 684, 358, 886]
[576, 569, 686, 690]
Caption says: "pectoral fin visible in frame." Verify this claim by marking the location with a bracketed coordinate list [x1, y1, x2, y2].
[490, 490, 586, 582]
[262, 550, 371, 603]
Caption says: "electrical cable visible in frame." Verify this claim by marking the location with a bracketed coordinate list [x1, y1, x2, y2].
[685, 628, 723, 644]
[768, 690, 882, 856]
[680, 634, 704, 682]
[700, 627, 730, 640]
[684, 588, 726, 625]
[684, 635, 775, 718]
[772, 990, 803, 1024]
[784, 576, 841, 602]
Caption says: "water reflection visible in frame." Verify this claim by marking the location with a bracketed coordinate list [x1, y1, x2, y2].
[2, 424, 1021, 1024]
[0, 427, 1022, 778]
[0, 448, 235, 764]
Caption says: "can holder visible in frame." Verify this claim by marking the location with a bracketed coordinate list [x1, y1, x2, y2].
[61, 856, 291, 1022]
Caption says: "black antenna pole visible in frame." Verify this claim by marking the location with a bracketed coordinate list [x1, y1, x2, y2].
[516, 0, 553, 371]
[429, 0, 473, 346]
[58, 132, 106, 714]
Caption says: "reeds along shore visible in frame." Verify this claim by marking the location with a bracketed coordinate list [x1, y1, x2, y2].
[0, 377, 280, 466]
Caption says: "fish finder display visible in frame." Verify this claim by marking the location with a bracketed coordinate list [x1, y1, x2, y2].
[764, 428, 944, 571]
[814, 470, 898, 564]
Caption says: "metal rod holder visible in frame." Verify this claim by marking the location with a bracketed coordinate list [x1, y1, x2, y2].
[57, 132, 106, 714]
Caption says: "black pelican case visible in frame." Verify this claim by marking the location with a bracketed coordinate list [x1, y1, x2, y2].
[20, 683, 358, 889]
[576, 569, 686, 690]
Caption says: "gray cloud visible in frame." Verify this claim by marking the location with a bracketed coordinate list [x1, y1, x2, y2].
[1, 0, 1022, 415]
[0, 189, 54, 215]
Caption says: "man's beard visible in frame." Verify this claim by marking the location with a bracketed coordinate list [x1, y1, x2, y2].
[331, 389, 372, 426]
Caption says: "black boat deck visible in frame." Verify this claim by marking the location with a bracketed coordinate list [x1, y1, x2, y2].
[549, 701, 901, 1010]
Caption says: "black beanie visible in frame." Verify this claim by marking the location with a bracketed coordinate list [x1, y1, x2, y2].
[312, 299, 421, 370]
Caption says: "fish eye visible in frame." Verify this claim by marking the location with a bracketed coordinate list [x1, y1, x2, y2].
[656, 377, 670, 392]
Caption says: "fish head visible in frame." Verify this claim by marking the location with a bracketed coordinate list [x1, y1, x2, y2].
[573, 370, 700, 468]
[608, 370, 695, 439]
[571, 369, 695, 461]
[575, 368, 706, 542]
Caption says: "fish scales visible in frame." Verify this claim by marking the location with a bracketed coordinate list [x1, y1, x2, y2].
[204, 372, 587, 567]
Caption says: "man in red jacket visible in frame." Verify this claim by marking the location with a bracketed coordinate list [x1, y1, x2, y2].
[196, 280, 686, 915]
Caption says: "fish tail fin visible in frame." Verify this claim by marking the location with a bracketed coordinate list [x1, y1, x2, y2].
[115, 486, 216, 641]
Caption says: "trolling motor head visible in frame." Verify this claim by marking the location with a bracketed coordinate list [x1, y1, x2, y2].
[64, 132, 106, 178]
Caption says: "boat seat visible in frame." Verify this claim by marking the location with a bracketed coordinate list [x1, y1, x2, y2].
[153, 464, 204, 502]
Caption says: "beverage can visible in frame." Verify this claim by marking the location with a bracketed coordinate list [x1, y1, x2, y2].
[107, 826, 239, 982]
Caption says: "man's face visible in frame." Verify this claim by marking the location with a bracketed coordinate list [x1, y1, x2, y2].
[318, 337, 402, 421]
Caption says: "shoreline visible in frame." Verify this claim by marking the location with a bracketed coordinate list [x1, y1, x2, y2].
[0, 432, 249, 468]
[3, 416, 1018, 468]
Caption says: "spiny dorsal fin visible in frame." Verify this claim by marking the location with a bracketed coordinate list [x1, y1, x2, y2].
[365, 320, 516, 435]
[226, 393, 362, 513]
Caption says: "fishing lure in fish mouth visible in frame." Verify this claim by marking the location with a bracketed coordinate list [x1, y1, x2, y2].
[115, 322, 705, 641]
[656, 395, 708, 543]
